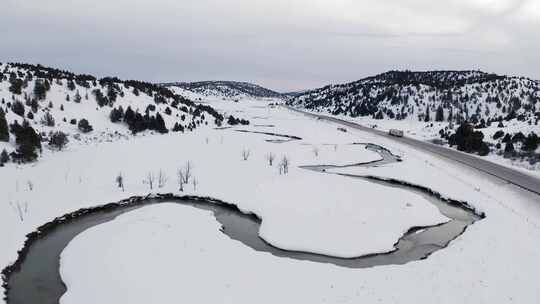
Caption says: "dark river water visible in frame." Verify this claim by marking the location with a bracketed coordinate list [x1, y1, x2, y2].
[3, 144, 482, 304]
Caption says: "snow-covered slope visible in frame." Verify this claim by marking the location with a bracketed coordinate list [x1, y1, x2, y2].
[288, 70, 540, 125]
[287, 70, 540, 172]
[0, 63, 224, 162]
[164, 81, 283, 100]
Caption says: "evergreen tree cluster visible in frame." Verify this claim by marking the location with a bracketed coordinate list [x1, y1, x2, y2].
[33, 79, 50, 100]
[48, 131, 69, 150]
[497, 131, 540, 153]
[289, 70, 540, 126]
[9, 120, 42, 162]
[118, 106, 168, 134]
[11, 100, 25, 117]
[448, 123, 490, 156]
[227, 115, 250, 126]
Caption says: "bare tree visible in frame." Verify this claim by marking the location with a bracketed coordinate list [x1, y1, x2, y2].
[266, 152, 275, 166]
[279, 156, 290, 175]
[158, 170, 168, 188]
[177, 168, 185, 192]
[313, 147, 319, 157]
[116, 172, 124, 191]
[143, 172, 155, 190]
[183, 161, 192, 184]
[192, 177, 198, 191]
[242, 149, 251, 161]
[177, 161, 193, 190]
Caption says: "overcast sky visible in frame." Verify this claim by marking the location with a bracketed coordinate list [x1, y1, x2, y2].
[2, 0, 539, 91]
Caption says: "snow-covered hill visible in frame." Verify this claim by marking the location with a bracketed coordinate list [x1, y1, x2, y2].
[0, 63, 224, 163]
[288, 70, 540, 125]
[163, 81, 283, 100]
[287, 70, 540, 171]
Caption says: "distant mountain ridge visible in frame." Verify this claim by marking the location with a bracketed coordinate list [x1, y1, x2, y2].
[163, 81, 283, 99]
[288, 70, 540, 125]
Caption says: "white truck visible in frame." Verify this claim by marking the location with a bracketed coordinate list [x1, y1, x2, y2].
[389, 129, 404, 137]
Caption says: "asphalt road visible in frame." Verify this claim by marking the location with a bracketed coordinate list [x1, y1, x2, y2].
[286, 106, 540, 196]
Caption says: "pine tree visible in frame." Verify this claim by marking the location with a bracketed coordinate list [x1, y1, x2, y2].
[41, 112, 55, 127]
[109, 107, 124, 123]
[74, 90, 82, 103]
[33, 79, 47, 100]
[0, 149, 9, 165]
[78, 119, 93, 133]
[11, 100, 25, 117]
[172, 122, 184, 132]
[504, 142, 515, 154]
[435, 106, 444, 122]
[424, 105, 431, 122]
[10, 120, 41, 162]
[106, 84, 117, 104]
[154, 113, 168, 134]
[523, 132, 539, 152]
[9, 76, 23, 95]
[67, 79, 76, 91]
[49, 131, 69, 150]
[0, 108, 9, 142]
[123, 106, 135, 125]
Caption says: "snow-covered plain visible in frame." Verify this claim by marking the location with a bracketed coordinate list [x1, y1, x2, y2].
[3, 96, 540, 303]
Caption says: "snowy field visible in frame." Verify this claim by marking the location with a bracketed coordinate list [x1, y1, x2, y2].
[2, 97, 540, 303]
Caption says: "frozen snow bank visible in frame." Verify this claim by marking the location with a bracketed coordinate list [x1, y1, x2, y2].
[60, 202, 540, 304]
[255, 171, 449, 257]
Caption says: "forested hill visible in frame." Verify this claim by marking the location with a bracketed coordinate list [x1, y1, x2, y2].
[288, 70, 540, 125]
[0, 62, 224, 163]
[164, 81, 283, 99]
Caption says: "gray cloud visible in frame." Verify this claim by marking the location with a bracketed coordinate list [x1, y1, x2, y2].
[1, 0, 538, 91]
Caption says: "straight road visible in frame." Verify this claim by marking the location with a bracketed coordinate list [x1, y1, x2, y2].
[286, 106, 540, 196]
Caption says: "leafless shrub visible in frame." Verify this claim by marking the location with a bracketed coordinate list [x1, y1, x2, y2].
[158, 170, 168, 188]
[177, 161, 193, 190]
[183, 161, 192, 184]
[177, 168, 185, 192]
[279, 156, 290, 175]
[242, 149, 251, 161]
[116, 172, 124, 191]
[143, 172, 155, 190]
[266, 152, 275, 166]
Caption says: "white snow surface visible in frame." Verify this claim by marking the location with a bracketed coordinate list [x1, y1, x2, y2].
[2, 94, 540, 303]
